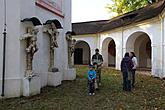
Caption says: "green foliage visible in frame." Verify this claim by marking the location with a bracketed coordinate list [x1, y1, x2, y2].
[106, 0, 149, 16]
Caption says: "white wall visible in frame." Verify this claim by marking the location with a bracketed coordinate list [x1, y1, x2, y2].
[0, 0, 72, 97]
[0, 0, 22, 97]
[59, 0, 73, 80]
[0, 0, 4, 81]
[73, 17, 163, 77]
[33, 6, 62, 87]
[33, 0, 72, 85]
[20, 0, 35, 19]
[162, 16, 165, 78]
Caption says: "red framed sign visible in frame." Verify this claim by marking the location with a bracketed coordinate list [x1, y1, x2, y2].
[36, 0, 64, 18]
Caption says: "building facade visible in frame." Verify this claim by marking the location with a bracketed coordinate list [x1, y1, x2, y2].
[72, 1, 165, 78]
[0, 0, 75, 98]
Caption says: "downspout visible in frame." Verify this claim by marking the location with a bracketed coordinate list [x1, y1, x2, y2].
[121, 18, 124, 58]
[121, 27, 124, 58]
[95, 32, 100, 64]
[160, 15, 164, 78]
[1, 0, 7, 97]
[98, 33, 101, 52]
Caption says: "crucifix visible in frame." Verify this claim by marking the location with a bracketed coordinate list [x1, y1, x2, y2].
[66, 32, 76, 68]
[22, 27, 39, 76]
[43, 23, 59, 72]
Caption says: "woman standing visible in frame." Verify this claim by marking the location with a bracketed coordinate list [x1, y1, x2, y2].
[121, 52, 133, 91]
[130, 52, 138, 88]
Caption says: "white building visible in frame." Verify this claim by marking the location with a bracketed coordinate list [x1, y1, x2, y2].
[0, 0, 76, 98]
[72, 1, 165, 78]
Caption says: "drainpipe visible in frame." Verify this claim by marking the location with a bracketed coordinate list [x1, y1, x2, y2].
[121, 18, 124, 58]
[1, 0, 7, 97]
[160, 15, 164, 78]
[121, 27, 124, 58]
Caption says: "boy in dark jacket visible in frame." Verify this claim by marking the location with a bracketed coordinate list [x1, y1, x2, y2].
[121, 52, 133, 91]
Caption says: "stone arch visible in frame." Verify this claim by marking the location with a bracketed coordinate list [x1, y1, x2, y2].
[125, 30, 153, 45]
[102, 37, 116, 67]
[74, 40, 91, 65]
[126, 31, 152, 69]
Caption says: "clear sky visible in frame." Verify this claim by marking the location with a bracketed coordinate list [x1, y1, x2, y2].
[72, 0, 112, 23]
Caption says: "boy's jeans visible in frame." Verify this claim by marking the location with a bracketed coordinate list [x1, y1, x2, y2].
[89, 79, 95, 93]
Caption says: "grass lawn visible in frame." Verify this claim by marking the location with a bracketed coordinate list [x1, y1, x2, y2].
[0, 66, 165, 110]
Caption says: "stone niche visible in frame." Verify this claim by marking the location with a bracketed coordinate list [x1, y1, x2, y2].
[20, 17, 41, 97]
[65, 31, 77, 81]
[43, 19, 63, 86]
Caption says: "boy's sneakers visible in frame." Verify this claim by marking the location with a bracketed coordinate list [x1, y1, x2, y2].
[89, 93, 95, 96]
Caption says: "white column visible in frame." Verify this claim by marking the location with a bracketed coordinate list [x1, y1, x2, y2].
[162, 18, 165, 78]
[90, 48, 95, 64]
[116, 46, 123, 70]
[162, 44, 165, 78]
[101, 48, 108, 67]
[151, 44, 162, 77]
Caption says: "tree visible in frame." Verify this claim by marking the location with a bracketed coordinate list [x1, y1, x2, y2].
[106, 0, 157, 17]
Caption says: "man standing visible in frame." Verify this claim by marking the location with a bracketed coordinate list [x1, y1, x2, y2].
[92, 48, 103, 86]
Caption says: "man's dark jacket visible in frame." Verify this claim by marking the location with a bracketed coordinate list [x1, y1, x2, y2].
[92, 53, 103, 65]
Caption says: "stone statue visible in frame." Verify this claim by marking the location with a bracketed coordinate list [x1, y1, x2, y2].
[70, 39, 76, 57]
[44, 28, 58, 49]
[66, 32, 76, 68]
[43, 23, 59, 49]
[43, 24, 59, 72]
[22, 27, 39, 76]
[26, 36, 38, 70]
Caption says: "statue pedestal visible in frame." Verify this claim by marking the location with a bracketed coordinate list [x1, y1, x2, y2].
[63, 68, 76, 80]
[47, 72, 62, 86]
[23, 73, 41, 97]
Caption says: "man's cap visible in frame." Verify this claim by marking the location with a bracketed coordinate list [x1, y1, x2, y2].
[95, 48, 99, 52]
